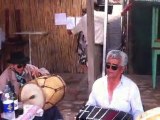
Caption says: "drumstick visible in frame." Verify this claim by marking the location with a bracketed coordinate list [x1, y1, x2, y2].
[22, 95, 35, 103]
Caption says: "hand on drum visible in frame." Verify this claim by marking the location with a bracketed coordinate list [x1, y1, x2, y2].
[31, 70, 41, 79]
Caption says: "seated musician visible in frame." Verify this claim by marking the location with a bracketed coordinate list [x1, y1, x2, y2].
[86, 50, 144, 120]
[0, 51, 63, 120]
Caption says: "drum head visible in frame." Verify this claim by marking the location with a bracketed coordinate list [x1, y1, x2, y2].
[20, 83, 45, 108]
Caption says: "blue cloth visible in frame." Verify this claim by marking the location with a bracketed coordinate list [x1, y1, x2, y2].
[15, 71, 26, 87]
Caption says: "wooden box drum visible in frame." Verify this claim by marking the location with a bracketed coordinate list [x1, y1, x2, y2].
[136, 107, 160, 120]
[20, 74, 66, 110]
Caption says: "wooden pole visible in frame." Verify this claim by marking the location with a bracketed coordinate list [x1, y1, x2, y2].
[102, 0, 109, 76]
[87, 0, 95, 94]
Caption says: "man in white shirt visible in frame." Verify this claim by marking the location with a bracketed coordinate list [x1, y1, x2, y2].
[68, 2, 106, 79]
[71, 4, 122, 48]
[86, 50, 144, 120]
[71, 8, 105, 45]
[68, 1, 123, 79]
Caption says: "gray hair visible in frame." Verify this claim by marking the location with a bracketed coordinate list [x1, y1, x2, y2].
[106, 50, 128, 66]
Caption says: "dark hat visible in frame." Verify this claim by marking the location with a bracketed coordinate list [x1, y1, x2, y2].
[7, 51, 29, 64]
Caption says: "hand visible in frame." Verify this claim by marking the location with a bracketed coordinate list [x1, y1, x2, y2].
[121, 3, 133, 16]
[31, 70, 41, 79]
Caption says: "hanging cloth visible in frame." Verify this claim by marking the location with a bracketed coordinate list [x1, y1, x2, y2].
[77, 31, 87, 65]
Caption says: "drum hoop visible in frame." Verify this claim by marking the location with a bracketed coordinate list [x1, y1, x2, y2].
[34, 74, 66, 88]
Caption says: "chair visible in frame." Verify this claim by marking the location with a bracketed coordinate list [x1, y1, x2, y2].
[151, 6, 160, 89]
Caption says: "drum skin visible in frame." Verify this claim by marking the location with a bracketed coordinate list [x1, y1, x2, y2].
[136, 107, 160, 120]
[20, 74, 66, 110]
[20, 83, 45, 108]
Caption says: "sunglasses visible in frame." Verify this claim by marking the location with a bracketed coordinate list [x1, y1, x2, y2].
[17, 64, 26, 68]
[106, 63, 119, 71]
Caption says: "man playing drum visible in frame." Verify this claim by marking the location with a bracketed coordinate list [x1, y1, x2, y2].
[0, 51, 63, 120]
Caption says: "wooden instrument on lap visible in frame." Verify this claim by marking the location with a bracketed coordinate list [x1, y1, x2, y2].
[20, 74, 66, 110]
[136, 107, 160, 120]
[76, 105, 133, 120]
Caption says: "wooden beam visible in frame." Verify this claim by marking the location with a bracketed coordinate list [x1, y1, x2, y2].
[87, 0, 95, 94]
[102, 0, 109, 76]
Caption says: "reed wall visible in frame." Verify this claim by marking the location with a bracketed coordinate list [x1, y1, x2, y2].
[0, 0, 87, 73]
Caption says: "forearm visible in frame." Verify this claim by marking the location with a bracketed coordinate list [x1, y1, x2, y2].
[0, 69, 10, 91]
[25, 64, 49, 78]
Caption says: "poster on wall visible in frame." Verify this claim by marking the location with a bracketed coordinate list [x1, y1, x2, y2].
[55, 13, 67, 25]
[66, 17, 75, 30]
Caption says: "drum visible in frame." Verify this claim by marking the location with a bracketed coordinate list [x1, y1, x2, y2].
[20, 74, 66, 110]
[136, 107, 160, 120]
